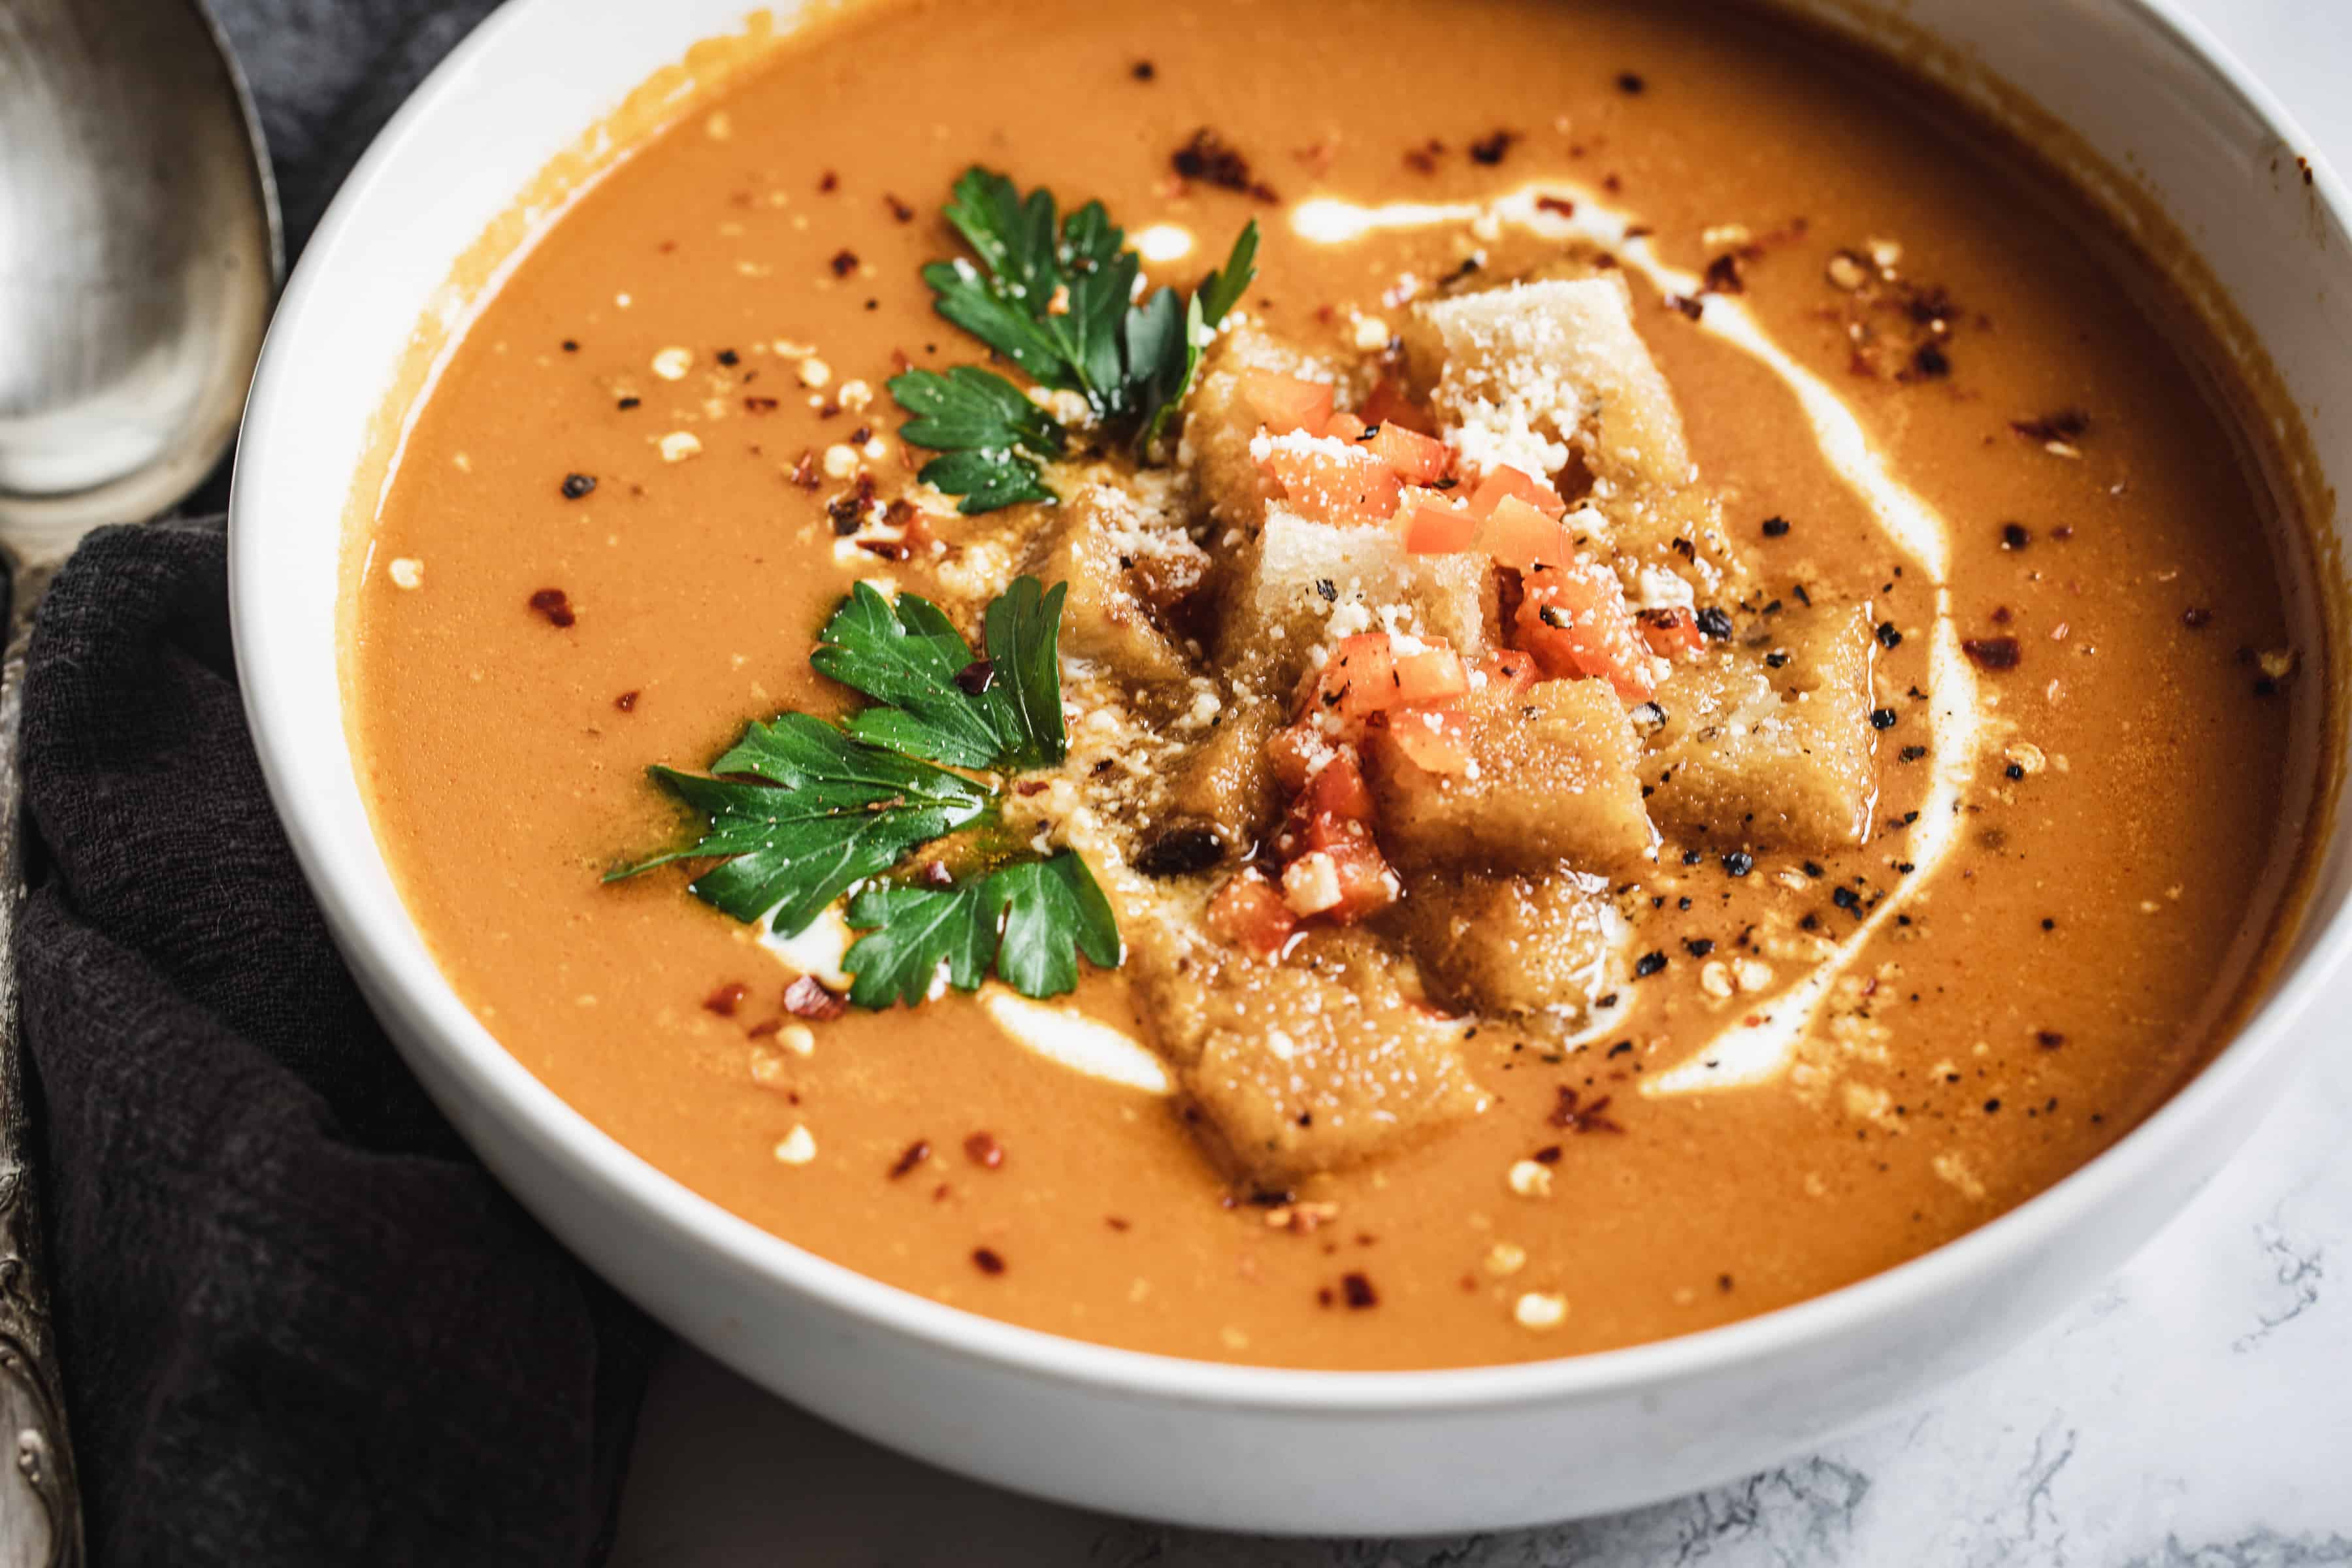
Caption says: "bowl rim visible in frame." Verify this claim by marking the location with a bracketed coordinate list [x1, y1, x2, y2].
[229, 0, 2352, 1414]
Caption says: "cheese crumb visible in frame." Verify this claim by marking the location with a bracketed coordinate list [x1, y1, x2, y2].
[838, 378, 874, 412]
[823, 444, 862, 479]
[387, 557, 424, 591]
[774, 1124, 817, 1165]
[1506, 1159, 1554, 1199]
[651, 346, 694, 381]
[1514, 1291, 1568, 1330]
[659, 431, 703, 463]
[1484, 1241, 1527, 1277]
[779, 1023, 816, 1058]
[797, 356, 832, 389]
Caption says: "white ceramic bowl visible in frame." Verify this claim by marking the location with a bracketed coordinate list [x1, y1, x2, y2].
[230, 0, 2352, 1533]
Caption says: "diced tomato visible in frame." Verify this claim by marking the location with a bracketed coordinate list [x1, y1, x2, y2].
[1380, 706, 1473, 774]
[1320, 409, 1370, 443]
[1392, 645, 1470, 707]
[1265, 723, 1331, 794]
[1476, 495, 1575, 572]
[1306, 749, 1377, 824]
[1207, 870, 1299, 958]
[1239, 370, 1335, 435]
[1402, 500, 1477, 555]
[1477, 648, 1539, 696]
[1320, 835, 1401, 921]
[1301, 633, 1400, 722]
[1465, 465, 1567, 521]
[1637, 606, 1707, 661]
[1281, 851, 1345, 917]
[1361, 376, 1436, 435]
[1257, 439, 1403, 525]
[1367, 423, 1452, 485]
[1514, 558, 1663, 702]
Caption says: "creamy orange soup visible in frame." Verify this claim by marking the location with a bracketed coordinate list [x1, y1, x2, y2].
[350, 0, 2325, 1368]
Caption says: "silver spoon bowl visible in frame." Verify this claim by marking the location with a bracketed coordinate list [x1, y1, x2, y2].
[0, 1, 280, 1561]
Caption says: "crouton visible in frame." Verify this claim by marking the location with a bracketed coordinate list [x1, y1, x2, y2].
[1365, 676, 1656, 873]
[1645, 603, 1879, 850]
[1156, 928, 1486, 1186]
[1160, 693, 1286, 855]
[1024, 480, 1207, 685]
[1391, 871, 1621, 1017]
[1182, 323, 1335, 536]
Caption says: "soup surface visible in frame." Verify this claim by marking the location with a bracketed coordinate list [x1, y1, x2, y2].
[350, 0, 2323, 1368]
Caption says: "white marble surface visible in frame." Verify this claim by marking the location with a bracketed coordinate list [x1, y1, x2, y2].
[610, 3, 2352, 1561]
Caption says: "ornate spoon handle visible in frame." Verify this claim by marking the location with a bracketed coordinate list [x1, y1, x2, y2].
[0, 559, 86, 1568]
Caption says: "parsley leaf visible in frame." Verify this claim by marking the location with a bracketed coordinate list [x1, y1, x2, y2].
[606, 714, 994, 935]
[609, 577, 1117, 1006]
[885, 365, 1062, 514]
[843, 851, 1120, 1009]
[890, 169, 1262, 510]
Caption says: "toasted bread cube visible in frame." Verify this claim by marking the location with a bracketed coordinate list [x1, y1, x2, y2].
[1365, 676, 1656, 873]
[1025, 481, 1206, 685]
[1162, 693, 1285, 853]
[1217, 502, 1496, 694]
[1182, 324, 1336, 534]
[1418, 274, 1691, 494]
[1175, 930, 1486, 1185]
[1645, 604, 1879, 850]
[1393, 872, 1621, 1017]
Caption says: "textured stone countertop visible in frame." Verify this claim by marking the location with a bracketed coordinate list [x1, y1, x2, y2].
[610, 3, 2352, 1561]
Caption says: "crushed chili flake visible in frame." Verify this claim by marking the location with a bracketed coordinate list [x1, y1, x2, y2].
[1537, 195, 1577, 218]
[964, 1132, 1005, 1168]
[614, 690, 640, 713]
[561, 338, 580, 353]
[1616, 71, 1646, 93]
[828, 249, 860, 278]
[716, 348, 741, 367]
[1899, 744, 1927, 762]
[955, 659, 996, 695]
[1664, 292, 1705, 321]
[2037, 1030, 2066, 1049]
[743, 395, 779, 414]
[1469, 129, 1518, 166]
[1339, 1272, 1378, 1309]
[1172, 127, 1277, 201]
[2010, 408, 2089, 442]
[1962, 636, 2023, 672]
[1909, 343, 1951, 379]
[787, 451, 820, 489]
[885, 193, 915, 222]
[783, 975, 847, 1021]
[818, 169, 839, 193]
[971, 1247, 1006, 1276]
[703, 982, 748, 1017]
[1552, 1087, 1624, 1134]
[1403, 138, 1445, 175]
[1761, 516, 1791, 538]
[527, 588, 576, 629]
[888, 1139, 932, 1179]
[560, 472, 596, 500]
[1702, 253, 1745, 295]
[2000, 522, 2031, 550]
[1131, 59, 1156, 81]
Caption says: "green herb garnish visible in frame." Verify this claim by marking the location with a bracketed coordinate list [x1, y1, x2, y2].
[608, 576, 1120, 1006]
[887, 167, 1258, 513]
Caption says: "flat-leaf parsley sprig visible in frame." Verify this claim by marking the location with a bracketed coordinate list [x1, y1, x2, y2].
[607, 576, 1122, 1009]
[887, 167, 1258, 514]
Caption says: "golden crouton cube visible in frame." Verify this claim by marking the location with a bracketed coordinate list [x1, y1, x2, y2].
[1365, 676, 1657, 874]
[1024, 482, 1206, 685]
[1392, 872, 1620, 1018]
[1645, 603, 1879, 850]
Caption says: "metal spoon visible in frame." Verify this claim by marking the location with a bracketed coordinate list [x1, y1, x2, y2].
[0, 0, 280, 1560]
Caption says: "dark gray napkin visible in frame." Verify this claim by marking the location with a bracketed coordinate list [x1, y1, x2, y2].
[16, 4, 659, 1563]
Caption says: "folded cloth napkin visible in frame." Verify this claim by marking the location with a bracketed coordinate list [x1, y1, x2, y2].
[14, 2, 660, 1562]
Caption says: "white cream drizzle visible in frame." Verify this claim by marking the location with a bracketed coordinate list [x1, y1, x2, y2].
[1291, 184, 1985, 1094]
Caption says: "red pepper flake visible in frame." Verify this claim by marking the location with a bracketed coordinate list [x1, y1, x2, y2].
[888, 1139, 932, 1179]
[1536, 195, 1577, 219]
[527, 588, 576, 629]
[964, 1132, 1005, 1168]
[1131, 59, 1156, 82]
[560, 472, 597, 500]
[743, 395, 779, 414]
[1702, 253, 1745, 295]
[2010, 409, 2089, 442]
[1551, 1086, 1623, 1134]
[613, 690, 639, 713]
[955, 659, 997, 696]
[2036, 1030, 2066, 1049]
[788, 451, 820, 489]
[1469, 129, 1517, 166]
[783, 975, 847, 1021]
[1172, 127, 1278, 202]
[1339, 1271, 1378, 1309]
[2000, 522, 2031, 550]
[1665, 293, 1704, 321]
[857, 536, 915, 562]
[1616, 71, 1646, 93]
[1962, 636, 2022, 672]
[818, 169, 839, 193]
[1105, 1216, 1130, 1232]
[1403, 139, 1445, 175]
[1910, 343, 1951, 379]
[716, 348, 740, 367]
[919, 860, 955, 889]
[829, 249, 860, 278]
[1530, 1144, 1563, 1164]
[972, 1247, 1007, 1276]
[703, 982, 748, 1017]
[885, 193, 915, 222]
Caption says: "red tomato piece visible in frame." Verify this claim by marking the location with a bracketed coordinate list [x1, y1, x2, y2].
[1402, 500, 1478, 555]
[1476, 495, 1575, 572]
[1637, 606, 1707, 660]
[1238, 370, 1336, 435]
[1465, 465, 1567, 521]
[1367, 423, 1452, 485]
[1515, 559, 1662, 702]
[1306, 748, 1377, 824]
[1477, 648, 1539, 696]
[1302, 633, 1399, 721]
[1320, 835, 1401, 921]
[1380, 706, 1473, 775]
[1392, 645, 1471, 707]
[1258, 440, 1404, 525]
[1320, 410, 1370, 443]
[1207, 870, 1299, 957]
